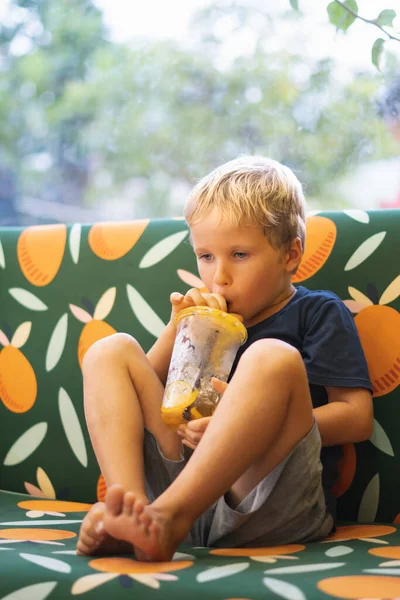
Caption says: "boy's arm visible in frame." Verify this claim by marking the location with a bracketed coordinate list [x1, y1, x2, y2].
[313, 386, 373, 447]
[146, 321, 177, 387]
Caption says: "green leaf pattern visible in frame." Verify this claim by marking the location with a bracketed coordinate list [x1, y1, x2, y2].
[0, 211, 399, 600]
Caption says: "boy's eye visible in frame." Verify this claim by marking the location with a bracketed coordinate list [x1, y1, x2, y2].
[199, 254, 212, 261]
[233, 252, 248, 259]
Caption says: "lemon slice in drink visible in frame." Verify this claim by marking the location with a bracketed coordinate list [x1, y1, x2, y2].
[161, 380, 198, 429]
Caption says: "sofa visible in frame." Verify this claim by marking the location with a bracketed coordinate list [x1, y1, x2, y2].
[0, 209, 399, 600]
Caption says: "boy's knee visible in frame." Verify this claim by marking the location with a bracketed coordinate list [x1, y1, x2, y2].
[82, 332, 142, 372]
[240, 338, 305, 379]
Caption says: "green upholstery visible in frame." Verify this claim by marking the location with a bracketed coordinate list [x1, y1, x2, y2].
[0, 209, 399, 599]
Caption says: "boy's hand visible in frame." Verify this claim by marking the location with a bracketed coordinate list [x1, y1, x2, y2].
[170, 289, 244, 328]
[177, 377, 229, 449]
[177, 417, 212, 450]
[169, 288, 227, 327]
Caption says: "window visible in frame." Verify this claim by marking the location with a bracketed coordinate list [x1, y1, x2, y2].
[1, 0, 399, 225]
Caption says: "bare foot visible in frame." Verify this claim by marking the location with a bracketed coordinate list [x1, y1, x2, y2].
[76, 502, 134, 556]
[103, 484, 192, 562]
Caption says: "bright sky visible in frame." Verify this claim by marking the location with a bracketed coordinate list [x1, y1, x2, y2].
[92, 0, 400, 73]
[1, 0, 399, 72]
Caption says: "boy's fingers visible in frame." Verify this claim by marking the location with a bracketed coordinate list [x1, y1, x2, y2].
[170, 292, 184, 304]
[202, 294, 221, 310]
[212, 293, 228, 312]
[182, 439, 197, 450]
[185, 288, 207, 306]
[187, 417, 211, 432]
[211, 378, 229, 394]
[230, 312, 244, 322]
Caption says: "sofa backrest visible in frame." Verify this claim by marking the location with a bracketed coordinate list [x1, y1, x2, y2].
[0, 210, 399, 523]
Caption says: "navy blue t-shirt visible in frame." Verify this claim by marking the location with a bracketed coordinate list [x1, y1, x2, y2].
[228, 285, 373, 520]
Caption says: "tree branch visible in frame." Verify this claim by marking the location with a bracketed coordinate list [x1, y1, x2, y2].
[334, 0, 400, 42]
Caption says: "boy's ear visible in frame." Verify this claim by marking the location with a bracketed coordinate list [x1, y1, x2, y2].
[285, 237, 303, 272]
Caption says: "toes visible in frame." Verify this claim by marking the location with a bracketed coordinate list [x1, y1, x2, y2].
[105, 484, 125, 516]
[138, 510, 152, 531]
[134, 500, 145, 522]
[77, 529, 101, 555]
[123, 492, 136, 516]
[91, 509, 106, 535]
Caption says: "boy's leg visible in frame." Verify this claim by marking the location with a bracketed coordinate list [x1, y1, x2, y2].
[102, 338, 315, 561]
[77, 333, 183, 556]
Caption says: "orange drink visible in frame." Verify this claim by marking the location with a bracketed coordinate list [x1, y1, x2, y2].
[161, 306, 247, 430]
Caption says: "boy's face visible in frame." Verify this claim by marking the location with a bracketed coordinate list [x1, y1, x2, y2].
[190, 208, 302, 327]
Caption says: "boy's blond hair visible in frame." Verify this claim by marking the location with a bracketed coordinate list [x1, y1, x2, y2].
[184, 155, 306, 254]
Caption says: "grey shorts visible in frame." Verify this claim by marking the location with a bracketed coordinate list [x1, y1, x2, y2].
[143, 420, 334, 548]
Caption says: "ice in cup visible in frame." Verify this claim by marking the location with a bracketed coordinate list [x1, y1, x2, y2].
[161, 306, 247, 431]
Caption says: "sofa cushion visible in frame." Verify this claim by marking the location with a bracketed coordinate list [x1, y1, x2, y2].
[1, 490, 400, 599]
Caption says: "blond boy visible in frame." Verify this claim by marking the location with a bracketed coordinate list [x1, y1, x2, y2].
[77, 156, 373, 561]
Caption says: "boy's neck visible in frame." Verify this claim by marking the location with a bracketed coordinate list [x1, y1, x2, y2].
[245, 284, 297, 328]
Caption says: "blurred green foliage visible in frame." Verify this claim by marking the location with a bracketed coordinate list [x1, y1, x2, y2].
[0, 0, 399, 222]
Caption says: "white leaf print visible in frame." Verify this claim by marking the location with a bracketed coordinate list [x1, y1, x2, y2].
[177, 269, 205, 289]
[173, 552, 196, 560]
[197, 562, 249, 582]
[46, 313, 68, 372]
[52, 550, 77, 555]
[3, 422, 48, 466]
[348, 287, 373, 306]
[10, 322, 31, 349]
[263, 577, 307, 600]
[69, 304, 92, 323]
[93, 287, 116, 320]
[364, 568, 400, 575]
[0, 330, 10, 346]
[0, 237, 5, 268]
[0, 581, 57, 600]
[32, 541, 64, 546]
[265, 562, 345, 574]
[71, 573, 117, 595]
[59, 388, 88, 467]
[127, 284, 165, 338]
[9, 288, 48, 311]
[379, 274, 400, 306]
[69, 224, 81, 264]
[359, 537, 388, 544]
[0, 520, 82, 525]
[251, 556, 277, 563]
[130, 574, 160, 589]
[152, 573, 178, 581]
[379, 560, 400, 567]
[26, 510, 45, 518]
[358, 473, 380, 522]
[369, 419, 394, 457]
[19, 553, 71, 573]
[343, 209, 370, 224]
[37, 467, 56, 499]
[325, 545, 354, 557]
[344, 232, 386, 271]
[139, 230, 188, 268]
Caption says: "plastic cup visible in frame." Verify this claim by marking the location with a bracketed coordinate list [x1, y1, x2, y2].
[161, 306, 248, 431]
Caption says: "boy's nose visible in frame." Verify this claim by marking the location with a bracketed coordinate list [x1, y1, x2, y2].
[213, 265, 230, 287]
